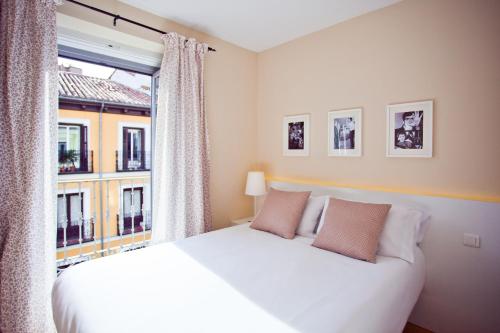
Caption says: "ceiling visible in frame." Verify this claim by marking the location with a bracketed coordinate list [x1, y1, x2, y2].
[118, 0, 401, 52]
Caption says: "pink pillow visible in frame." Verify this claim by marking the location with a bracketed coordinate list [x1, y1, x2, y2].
[250, 188, 311, 239]
[312, 198, 391, 263]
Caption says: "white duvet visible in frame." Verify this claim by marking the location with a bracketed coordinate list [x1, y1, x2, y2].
[52, 224, 425, 333]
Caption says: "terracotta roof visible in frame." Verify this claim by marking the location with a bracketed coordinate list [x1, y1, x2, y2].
[58, 71, 150, 107]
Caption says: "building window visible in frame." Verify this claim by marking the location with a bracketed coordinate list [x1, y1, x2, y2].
[57, 192, 93, 247]
[123, 127, 147, 171]
[118, 187, 150, 235]
[58, 123, 92, 174]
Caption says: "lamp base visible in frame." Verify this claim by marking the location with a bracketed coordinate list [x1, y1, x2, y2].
[254, 196, 258, 217]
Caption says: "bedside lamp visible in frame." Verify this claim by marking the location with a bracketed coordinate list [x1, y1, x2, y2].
[245, 171, 266, 216]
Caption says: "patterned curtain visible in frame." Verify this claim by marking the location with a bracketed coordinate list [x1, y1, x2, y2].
[0, 1, 58, 332]
[152, 33, 212, 243]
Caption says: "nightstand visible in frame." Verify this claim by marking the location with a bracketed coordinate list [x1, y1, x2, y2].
[230, 216, 254, 226]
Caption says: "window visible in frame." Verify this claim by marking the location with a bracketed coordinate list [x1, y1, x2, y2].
[56, 51, 157, 269]
[58, 123, 91, 174]
[123, 187, 142, 219]
[116, 123, 151, 172]
[123, 127, 145, 170]
[57, 192, 93, 247]
[58, 124, 81, 152]
[118, 187, 151, 235]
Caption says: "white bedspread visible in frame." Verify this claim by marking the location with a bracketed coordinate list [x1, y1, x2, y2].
[52, 224, 425, 333]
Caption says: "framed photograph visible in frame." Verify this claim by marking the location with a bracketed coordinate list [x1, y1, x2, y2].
[386, 100, 433, 158]
[328, 108, 362, 157]
[283, 114, 310, 156]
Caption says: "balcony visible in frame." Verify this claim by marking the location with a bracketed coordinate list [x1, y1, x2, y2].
[115, 150, 151, 172]
[58, 150, 94, 174]
[57, 218, 94, 248]
[117, 210, 152, 236]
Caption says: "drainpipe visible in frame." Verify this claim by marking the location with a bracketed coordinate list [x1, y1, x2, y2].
[98, 103, 105, 255]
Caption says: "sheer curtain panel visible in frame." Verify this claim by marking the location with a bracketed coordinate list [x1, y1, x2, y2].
[0, 1, 59, 332]
[152, 33, 212, 243]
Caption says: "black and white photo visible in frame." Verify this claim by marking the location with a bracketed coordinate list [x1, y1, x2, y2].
[288, 121, 304, 150]
[387, 101, 433, 157]
[283, 114, 309, 156]
[394, 111, 423, 149]
[328, 108, 362, 157]
[334, 117, 355, 149]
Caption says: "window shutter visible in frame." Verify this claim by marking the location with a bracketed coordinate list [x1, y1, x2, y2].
[123, 127, 129, 169]
[82, 125, 88, 168]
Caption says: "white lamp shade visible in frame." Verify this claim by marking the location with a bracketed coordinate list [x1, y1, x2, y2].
[245, 171, 266, 196]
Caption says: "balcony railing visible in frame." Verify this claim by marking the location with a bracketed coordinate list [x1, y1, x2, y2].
[57, 218, 94, 248]
[57, 177, 151, 271]
[115, 150, 151, 172]
[117, 210, 152, 235]
[58, 149, 94, 174]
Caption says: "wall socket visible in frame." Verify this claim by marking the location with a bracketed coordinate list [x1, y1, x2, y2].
[463, 233, 481, 248]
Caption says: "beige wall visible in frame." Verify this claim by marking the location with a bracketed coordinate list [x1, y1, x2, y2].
[57, 1, 258, 229]
[257, 0, 500, 199]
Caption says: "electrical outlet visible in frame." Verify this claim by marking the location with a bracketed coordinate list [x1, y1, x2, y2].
[463, 233, 480, 248]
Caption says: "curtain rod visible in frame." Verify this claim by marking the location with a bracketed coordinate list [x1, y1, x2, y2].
[64, 0, 217, 52]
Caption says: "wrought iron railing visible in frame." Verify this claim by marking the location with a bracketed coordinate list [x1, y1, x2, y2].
[115, 150, 151, 172]
[58, 149, 94, 174]
[117, 210, 152, 236]
[56, 176, 151, 271]
[57, 218, 94, 248]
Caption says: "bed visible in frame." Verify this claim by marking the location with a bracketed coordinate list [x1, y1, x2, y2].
[52, 223, 425, 333]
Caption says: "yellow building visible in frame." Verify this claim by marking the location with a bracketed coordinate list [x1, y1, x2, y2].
[57, 70, 152, 266]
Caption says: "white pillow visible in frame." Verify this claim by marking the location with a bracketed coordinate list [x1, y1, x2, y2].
[377, 205, 429, 263]
[416, 211, 430, 244]
[316, 197, 330, 233]
[296, 196, 328, 238]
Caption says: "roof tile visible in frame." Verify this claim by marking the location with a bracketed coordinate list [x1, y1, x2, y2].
[58, 71, 150, 107]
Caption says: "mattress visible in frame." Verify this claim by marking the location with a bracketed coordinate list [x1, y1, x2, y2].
[52, 223, 425, 333]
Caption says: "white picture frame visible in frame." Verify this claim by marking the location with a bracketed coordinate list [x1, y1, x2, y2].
[386, 100, 433, 158]
[327, 108, 362, 157]
[283, 114, 310, 156]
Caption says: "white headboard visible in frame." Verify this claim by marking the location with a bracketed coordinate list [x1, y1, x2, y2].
[268, 180, 500, 333]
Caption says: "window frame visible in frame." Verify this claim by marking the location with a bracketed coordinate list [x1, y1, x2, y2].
[119, 186, 150, 234]
[56, 190, 93, 247]
[122, 186, 144, 218]
[58, 120, 91, 173]
[57, 192, 84, 225]
[56, 45, 158, 256]
[123, 127, 146, 170]
[116, 121, 151, 172]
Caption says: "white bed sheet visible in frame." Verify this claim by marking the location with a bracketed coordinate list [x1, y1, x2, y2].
[52, 224, 425, 333]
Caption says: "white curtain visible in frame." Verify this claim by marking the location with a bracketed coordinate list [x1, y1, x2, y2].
[152, 33, 212, 243]
[0, 1, 58, 332]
